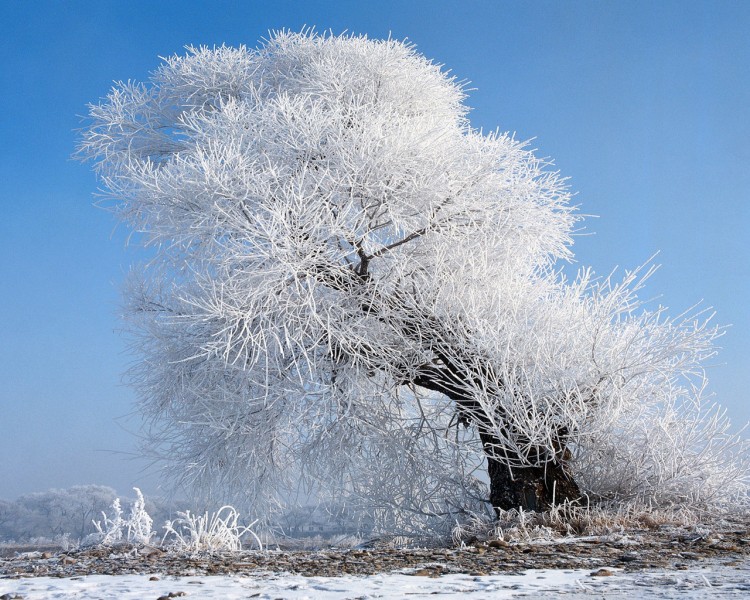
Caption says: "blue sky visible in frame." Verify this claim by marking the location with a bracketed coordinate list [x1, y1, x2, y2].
[0, 0, 748, 500]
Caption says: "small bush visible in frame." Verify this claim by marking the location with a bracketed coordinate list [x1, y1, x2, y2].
[88, 488, 154, 546]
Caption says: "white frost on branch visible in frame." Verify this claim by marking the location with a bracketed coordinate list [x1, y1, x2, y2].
[79, 31, 748, 533]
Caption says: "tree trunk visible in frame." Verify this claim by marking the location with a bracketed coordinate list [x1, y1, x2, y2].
[477, 429, 581, 513]
[411, 366, 582, 513]
[484, 446, 581, 514]
[409, 366, 581, 513]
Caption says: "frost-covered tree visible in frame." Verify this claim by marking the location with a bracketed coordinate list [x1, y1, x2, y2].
[79, 32, 747, 530]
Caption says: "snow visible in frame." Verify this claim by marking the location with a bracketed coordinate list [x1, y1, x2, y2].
[3, 561, 749, 599]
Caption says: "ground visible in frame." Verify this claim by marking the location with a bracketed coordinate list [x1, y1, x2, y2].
[1, 523, 749, 598]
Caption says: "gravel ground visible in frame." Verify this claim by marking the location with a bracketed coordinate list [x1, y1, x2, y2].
[2, 525, 749, 580]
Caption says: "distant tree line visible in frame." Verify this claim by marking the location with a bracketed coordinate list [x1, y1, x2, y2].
[0, 486, 375, 544]
[0, 486, 180, 543]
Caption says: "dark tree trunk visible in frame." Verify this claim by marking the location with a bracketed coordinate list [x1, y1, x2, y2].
[480, 432, 581, 514]
[414, 365, 583, 513]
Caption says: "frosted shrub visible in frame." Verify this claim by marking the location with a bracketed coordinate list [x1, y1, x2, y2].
[162, 505, 262, 552]
[125, 488, 154, 544]
[90, 488, 154, 546]
[89, 491, 261, 552]
[91, 497, 124, 545]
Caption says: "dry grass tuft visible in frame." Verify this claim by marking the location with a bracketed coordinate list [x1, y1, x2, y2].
[451, 501, 749, 546]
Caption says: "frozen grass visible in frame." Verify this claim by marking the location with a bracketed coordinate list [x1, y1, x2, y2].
[162, 505, 263, 552]
[84, 491, 261, 552]
[89, 488, 154, 546]
[451, 500, 750, 546]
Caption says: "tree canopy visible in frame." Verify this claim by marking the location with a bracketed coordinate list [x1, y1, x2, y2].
[79, 31, 748, 536]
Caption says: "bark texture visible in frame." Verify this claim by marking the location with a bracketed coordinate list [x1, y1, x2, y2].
[482, 437, 581, 513]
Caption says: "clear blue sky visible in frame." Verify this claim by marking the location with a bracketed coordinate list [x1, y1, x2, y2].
[1, 1, 748, 500]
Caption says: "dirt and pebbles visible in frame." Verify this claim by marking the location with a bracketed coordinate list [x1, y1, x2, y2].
[2, 526, 749, 581]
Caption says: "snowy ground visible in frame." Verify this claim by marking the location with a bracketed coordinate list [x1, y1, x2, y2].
[3, 560, 749, 599]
